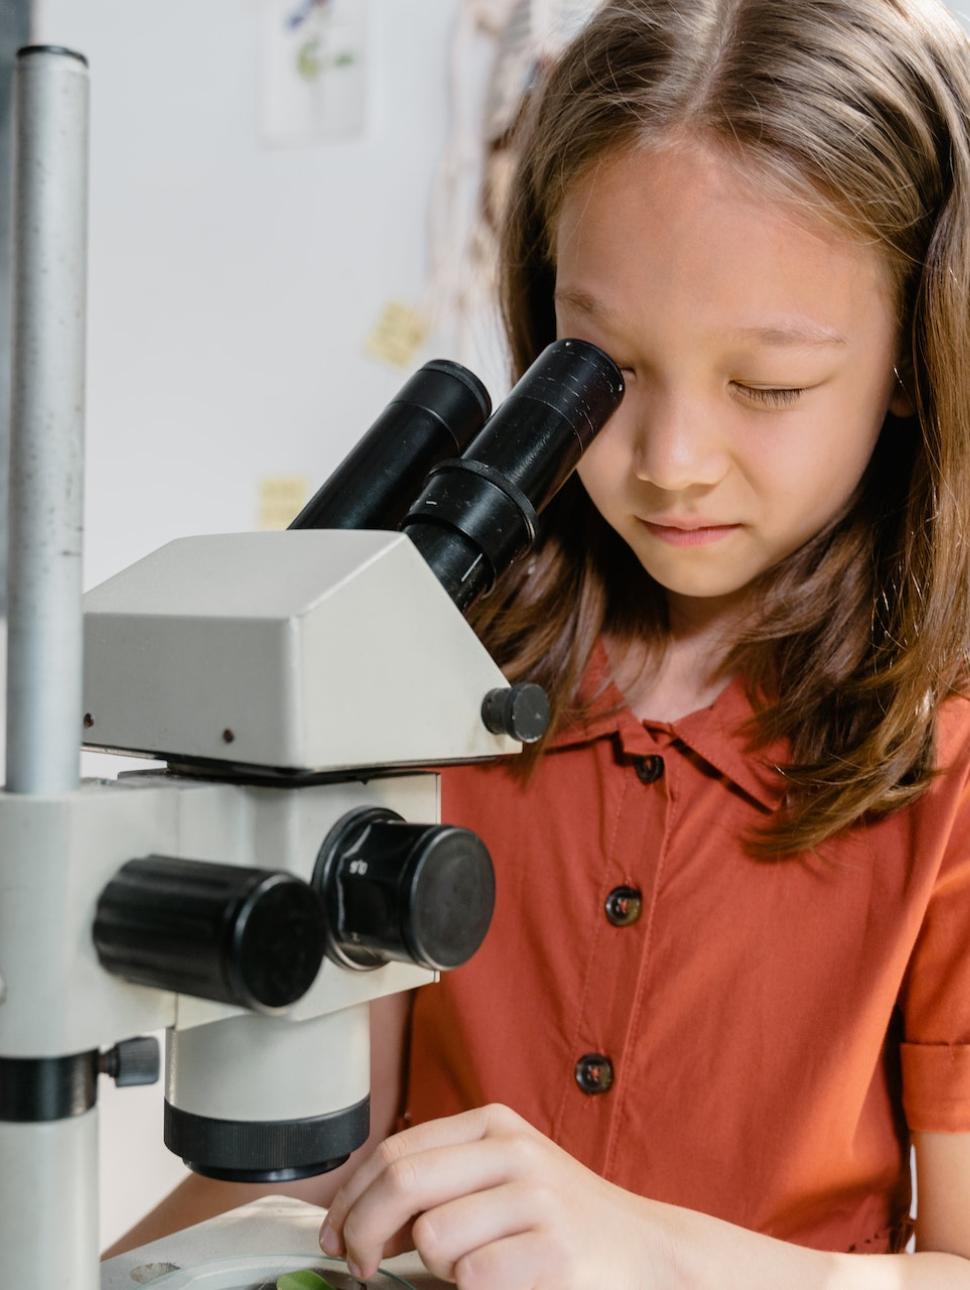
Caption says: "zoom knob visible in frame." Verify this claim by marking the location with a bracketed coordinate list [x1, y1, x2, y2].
[94, 856, 327, 1011]
[482, 683, 550, 743]
[313, 808, 495, 972]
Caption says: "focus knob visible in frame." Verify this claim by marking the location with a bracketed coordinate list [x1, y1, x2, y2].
[94, 856, 326, 1011]
[313, 808, 495, 972]
[481, 683, 550, 743]
[99, 1036, 160, 1087]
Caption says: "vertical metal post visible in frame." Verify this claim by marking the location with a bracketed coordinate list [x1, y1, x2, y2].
[0, 44, 99, 1290]
[0, 1113, 100, 1288]
[5, 45, 89, 794]
[0, 2, 34, 612]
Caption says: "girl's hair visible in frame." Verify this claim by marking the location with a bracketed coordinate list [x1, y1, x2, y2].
[469, 0, 970, 857]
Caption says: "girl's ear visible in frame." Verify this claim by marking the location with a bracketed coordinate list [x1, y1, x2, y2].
[889, 361, 916, 419]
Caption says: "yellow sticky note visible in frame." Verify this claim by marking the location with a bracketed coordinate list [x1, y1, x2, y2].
[258, 475, 310, 530]
[365, 300, 428, 368]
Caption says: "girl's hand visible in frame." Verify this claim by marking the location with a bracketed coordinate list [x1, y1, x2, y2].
[319, 1104, 679, 1289]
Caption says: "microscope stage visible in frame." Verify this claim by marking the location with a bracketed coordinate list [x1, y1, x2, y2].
[100, 1198, 445, 1290]
[134, 1253, 413, 1290]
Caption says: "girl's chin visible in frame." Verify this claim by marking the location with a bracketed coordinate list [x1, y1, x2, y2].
[636, 564, 763, 601]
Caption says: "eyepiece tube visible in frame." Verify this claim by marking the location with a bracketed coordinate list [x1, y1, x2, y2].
[402, 340, 624, 611]
[290, 360, 491, 531]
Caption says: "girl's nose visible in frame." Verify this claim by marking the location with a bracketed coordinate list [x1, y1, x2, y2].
[631, 394, 730, 492]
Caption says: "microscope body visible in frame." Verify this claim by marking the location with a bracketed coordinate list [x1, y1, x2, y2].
[0, 528, 515, 1287]
[83, 528, 516, 1179]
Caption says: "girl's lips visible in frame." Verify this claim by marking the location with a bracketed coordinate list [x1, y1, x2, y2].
[639, 520, 742, 547]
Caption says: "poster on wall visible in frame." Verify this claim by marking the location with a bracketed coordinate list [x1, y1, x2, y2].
[260, 0, 368, 146]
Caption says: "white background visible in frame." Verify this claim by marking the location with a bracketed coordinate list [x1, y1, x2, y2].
[35, 0, 491, 595]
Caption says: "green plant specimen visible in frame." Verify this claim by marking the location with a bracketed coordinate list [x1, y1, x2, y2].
[276, 1270, 338, 1290]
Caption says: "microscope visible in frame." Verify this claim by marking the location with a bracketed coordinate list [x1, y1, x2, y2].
[0, 46, 623, 1290]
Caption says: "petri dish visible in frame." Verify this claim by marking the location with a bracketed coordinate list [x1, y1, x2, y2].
[141, 1252, 417, 1290]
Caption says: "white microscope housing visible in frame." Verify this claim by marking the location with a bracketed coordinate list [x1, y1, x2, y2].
[81, 527, 516, 1183]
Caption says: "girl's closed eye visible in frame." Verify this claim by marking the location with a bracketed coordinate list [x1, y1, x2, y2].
[610, 375, 808, 406]
[732, 382, 807, 408]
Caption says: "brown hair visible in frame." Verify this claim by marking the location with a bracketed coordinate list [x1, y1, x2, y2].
[470, 0, 970, 857]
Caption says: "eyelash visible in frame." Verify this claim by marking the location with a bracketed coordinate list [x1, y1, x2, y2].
[734, 384, 805, 408]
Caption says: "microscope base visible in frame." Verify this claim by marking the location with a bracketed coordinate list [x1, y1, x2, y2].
[100, 1195, 447, 1289]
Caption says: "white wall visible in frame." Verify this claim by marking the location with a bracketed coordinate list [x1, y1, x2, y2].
[34, 0, 470, 594]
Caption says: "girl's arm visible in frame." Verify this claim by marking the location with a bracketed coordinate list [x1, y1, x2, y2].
[320, 1106, 970, 1290]
[101, 989, 414, 1259]
[665, 1190, 970, 1289]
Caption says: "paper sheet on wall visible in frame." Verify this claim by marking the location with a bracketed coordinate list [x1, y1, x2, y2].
[260, 0, 368, 146]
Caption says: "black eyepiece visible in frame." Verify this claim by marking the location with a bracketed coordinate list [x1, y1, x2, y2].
[402, 340, 624, 611]
[290, 360, 492, 531]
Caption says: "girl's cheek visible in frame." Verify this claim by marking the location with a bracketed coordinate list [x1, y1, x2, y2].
[579, 421, 627, 479]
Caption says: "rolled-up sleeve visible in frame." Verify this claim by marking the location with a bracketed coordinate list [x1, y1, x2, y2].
[901, 1042, 970, 1131]
[900, 771, 970, 1131]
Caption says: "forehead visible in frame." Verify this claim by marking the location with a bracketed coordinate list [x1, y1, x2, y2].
[553, 141, 896, 344]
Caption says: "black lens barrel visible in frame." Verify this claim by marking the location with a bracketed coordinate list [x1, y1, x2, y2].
[290, 360, 491, 531]
[402, 340, 623, 611]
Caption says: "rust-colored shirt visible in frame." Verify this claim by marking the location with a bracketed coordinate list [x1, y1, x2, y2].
[402, 641, 970, 1255]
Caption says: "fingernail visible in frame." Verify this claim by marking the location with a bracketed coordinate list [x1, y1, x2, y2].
[347, 1259, 363, 1280]
[320, 1222, 338, 1254]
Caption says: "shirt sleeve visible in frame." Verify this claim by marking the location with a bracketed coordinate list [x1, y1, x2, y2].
[899, 718, 970, 1132]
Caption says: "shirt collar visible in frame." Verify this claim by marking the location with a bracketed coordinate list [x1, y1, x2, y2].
[548, 637, 788, 813]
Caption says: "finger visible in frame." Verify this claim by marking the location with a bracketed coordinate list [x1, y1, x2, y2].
[321, 1216, 406, 1260]
[326, 1106, 512, 1240]
[454, 1230, 552, 1290]
[319, 1215, 345, 1257]
[342, 1137, 522, 1279]
[319, 1216, 416, 1265]
[411, 1182, 536, 1282]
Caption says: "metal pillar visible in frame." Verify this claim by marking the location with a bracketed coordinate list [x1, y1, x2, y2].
[5, 44, 89, 794]
[1, 44, 100, 1290]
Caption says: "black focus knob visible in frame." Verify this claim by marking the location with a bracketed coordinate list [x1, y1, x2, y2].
[481, 683, 550, 743]
[313, 808, 495, 972]
[99, 1036, 161, 1087]
[94, 856, 327, 1011]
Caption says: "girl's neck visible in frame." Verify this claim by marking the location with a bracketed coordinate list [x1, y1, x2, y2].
[604, 590, 748, 723]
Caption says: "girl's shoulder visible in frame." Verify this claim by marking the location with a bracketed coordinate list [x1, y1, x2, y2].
[907, 693, 970, 857]
[935, 690, 970, 781]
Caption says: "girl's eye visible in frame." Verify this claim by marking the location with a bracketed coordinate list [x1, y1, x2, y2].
[734, 384, 805, 408]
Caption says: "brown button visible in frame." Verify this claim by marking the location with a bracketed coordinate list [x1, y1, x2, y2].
[634, 754, 664, 784]
[605, 885, 642, 927]
[575, 1053, 614, 1095]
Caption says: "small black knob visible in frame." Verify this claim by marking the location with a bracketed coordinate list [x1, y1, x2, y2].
[481, 683, 550, 744]
[94, 856, 327, 1011]
[314, 807, 495, 972]
[99, 1036, 160, 1087]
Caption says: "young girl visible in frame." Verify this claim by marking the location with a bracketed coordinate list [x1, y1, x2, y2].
[318, 0, 970, 1286]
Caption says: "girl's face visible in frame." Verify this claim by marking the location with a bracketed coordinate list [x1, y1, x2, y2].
[554, 139, 911, 621]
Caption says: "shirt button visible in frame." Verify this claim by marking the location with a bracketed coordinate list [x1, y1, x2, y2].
[604, 885, 643, 927]
[634, 754, 664, 784]
[575, 1053, 614, 1095]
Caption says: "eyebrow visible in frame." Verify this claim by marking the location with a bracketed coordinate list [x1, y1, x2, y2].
[554, 286, 848, 348]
